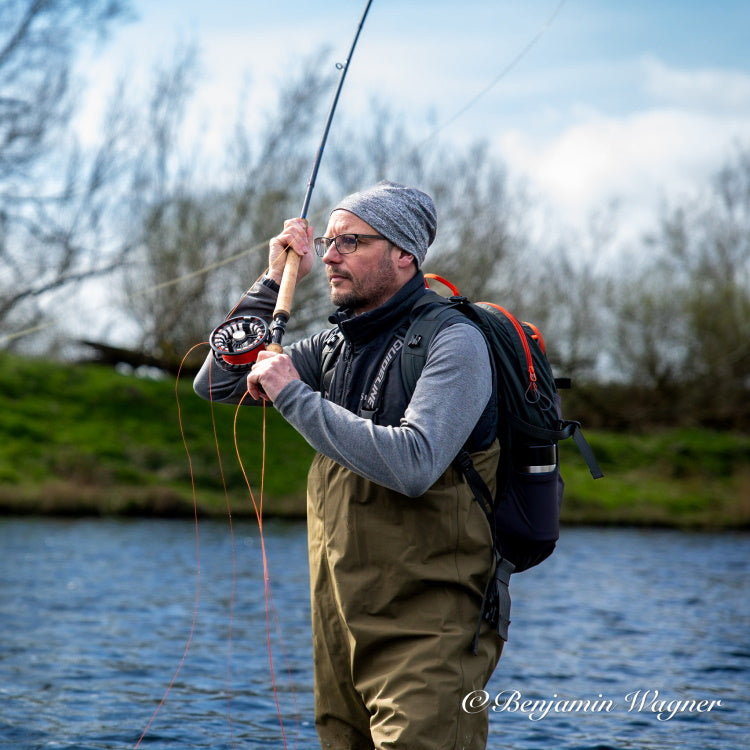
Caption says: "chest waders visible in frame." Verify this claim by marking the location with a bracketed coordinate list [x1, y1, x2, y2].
[306, 444, 504, 750]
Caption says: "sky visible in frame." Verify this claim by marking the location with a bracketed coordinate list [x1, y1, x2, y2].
[73, 0, 750, 247]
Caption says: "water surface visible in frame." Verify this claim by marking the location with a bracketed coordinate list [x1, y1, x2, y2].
[1, 519, 747, 749]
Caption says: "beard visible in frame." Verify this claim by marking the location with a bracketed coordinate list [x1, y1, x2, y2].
[328, 250, 398, 311]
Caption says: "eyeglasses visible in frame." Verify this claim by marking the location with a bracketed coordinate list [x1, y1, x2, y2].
[313, 233, 386, 257]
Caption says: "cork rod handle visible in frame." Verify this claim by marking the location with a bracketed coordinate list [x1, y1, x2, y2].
[266, 249, 301, 354]
[273, 249, 301, 321]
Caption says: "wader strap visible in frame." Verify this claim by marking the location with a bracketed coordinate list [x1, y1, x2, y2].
[359, 336, 403, 421]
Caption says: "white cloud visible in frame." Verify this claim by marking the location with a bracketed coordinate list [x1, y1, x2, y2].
[642, 56, 750, 112]
[499, 98, 750, 240]
[73, 11, 750, 252]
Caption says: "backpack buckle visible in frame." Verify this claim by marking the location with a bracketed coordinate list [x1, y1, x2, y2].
[454, 449, 474, 473]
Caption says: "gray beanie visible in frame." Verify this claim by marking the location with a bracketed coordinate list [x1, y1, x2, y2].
[332, 180, 437, 267]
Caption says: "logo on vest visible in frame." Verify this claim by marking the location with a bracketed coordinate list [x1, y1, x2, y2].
[361, 338, 403, 413]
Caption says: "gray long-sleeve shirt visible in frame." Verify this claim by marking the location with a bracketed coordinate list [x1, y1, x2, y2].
[194, 276, 492, 497]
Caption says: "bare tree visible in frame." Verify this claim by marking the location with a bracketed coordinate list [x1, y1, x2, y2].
[324, 109, 530, 301]
[659, 147, 750, 425]
[118, 96, 536, 361]
[608, 145, 750, 427]
[0, 0, 133, 340]
[118, 49, 335, 366]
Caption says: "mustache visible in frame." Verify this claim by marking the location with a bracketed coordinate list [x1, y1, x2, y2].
[327, 270, 352, 282]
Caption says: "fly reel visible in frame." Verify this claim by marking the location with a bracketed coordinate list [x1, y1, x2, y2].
[210, 316, 269, 365]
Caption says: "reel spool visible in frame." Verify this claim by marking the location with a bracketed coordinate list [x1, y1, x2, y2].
[210, 316, 269, 365]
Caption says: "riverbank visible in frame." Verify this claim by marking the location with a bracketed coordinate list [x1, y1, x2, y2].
[1, 353, 748, 529]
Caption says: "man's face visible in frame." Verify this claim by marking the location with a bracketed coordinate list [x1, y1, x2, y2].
[322, 210, 411, 313]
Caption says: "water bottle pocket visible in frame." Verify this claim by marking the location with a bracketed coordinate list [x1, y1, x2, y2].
[513, 443, 558, 474]
[496, 457, 563, 572]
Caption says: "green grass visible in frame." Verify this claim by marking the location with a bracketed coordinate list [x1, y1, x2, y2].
[0, 353, 315, 517]
[1, 352, 748, 528]
[559, 429, 750, 529]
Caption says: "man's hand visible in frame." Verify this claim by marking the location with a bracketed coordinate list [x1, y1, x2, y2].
[246, 350, 301, 402]
[268, 218, 314, 286]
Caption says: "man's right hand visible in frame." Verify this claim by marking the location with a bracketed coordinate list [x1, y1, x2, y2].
[268, 218, 314, 286]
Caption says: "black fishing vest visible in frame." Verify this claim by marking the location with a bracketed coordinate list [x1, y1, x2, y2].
[321, 272, 496, 451]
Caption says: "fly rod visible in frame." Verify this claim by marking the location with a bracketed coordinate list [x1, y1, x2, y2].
[266, 0, 375, 353]
[209, 0, 374, 365]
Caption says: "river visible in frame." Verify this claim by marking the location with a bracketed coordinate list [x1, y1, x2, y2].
[1, 518, 747, 749]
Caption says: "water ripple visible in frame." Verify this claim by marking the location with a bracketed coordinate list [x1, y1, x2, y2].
[1, 520, 747, 750]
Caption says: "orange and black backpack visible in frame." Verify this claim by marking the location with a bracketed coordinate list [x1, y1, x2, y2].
[403, 274, 603, 573]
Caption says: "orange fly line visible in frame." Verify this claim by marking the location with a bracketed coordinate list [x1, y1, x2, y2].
[133, 345, 298, 749]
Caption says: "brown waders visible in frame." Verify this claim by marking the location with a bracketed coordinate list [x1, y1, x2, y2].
[307, 442, 503, 750]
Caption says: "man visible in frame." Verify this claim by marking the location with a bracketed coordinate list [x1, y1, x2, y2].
[194, 181, 503, 749]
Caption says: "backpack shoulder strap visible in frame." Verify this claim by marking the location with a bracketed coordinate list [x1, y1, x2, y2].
[400, 292, 468, 396]
[400, 293, 503, 521]
[319, 327, 345, 396]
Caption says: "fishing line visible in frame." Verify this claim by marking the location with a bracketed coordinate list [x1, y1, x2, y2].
[0, 253, 272, 352]
[208, 359, 239, 749]
[133, 348, 279, 749]
[412, 0, 568, 152]
[259, 402, 303, 749]
[132, 343, 307, 750]
[133, 344, 207, 749]
[232, 393, 300, 749]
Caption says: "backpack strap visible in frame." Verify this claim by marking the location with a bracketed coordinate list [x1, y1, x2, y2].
[402, 296, 509, 647]
[566, 421, 604, 479]
[319, 328, 345, 397]
[454, 449, 495, 524]
[400, 292, 501, 513]
[400, 292, 466, 395]
[507, 412, 604, 479]
[456, 446, 515, 650]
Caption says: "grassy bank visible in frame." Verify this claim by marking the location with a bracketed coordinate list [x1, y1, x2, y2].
[0, 353, 315, 518]
[558, 430, 750, 529]
[1, 353, 748, 529]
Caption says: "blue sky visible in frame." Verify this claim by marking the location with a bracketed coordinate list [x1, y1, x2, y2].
[75, 0, 750, 241]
